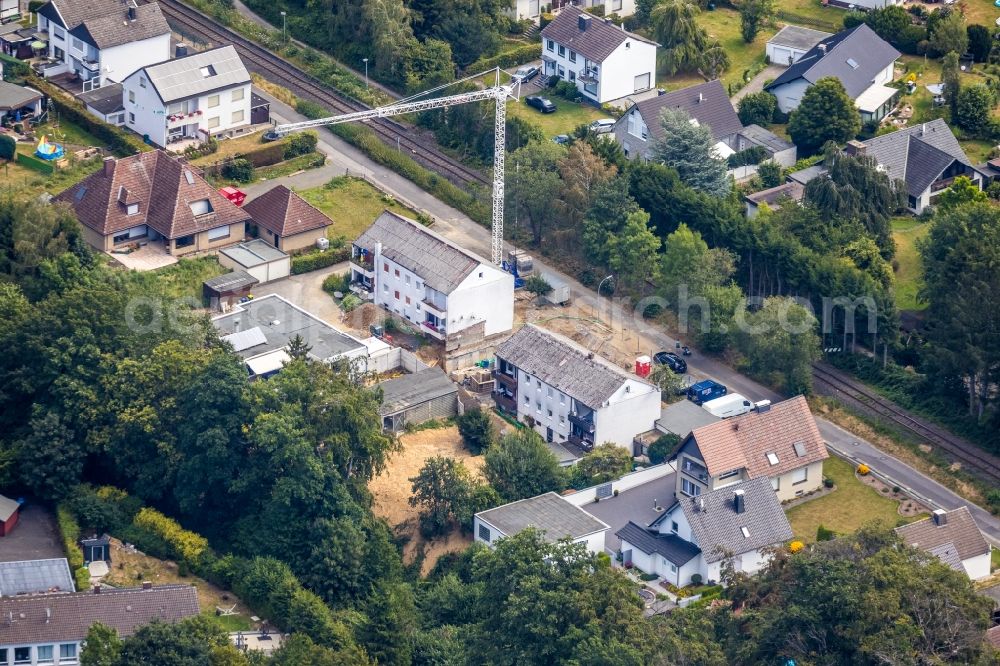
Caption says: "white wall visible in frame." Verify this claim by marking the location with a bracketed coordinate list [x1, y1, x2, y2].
[564, 462, 675, 506]
[198, 83, 252, 139]
[770, 78, 810, 114]
[99, 34, 170, 85]
[473, 516, 606, 555]
[962, 551, 992, 581]
[449, 265, 514, 337]
[122, 68, 167, 146]
[0, 640, 80, 665]
[516, 369, 574, 444]
[592, 378, 661, 450]
[597, 39, 656, 104]
[771, 460, 824, 502]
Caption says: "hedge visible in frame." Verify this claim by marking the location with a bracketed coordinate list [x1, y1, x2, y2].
[17, 152, 54, 174]
[132, 507, 209, 564]
[56, 504, 90, 591]
[291, 245, 351, 274]
[468, 44, 542, 73]
[0, 54, 29, 82]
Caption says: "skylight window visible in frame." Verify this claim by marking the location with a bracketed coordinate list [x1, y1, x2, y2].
[200, 65, 217, 78]
[740, 526, 750, 538]
[846, 58, 859, 70]
[793, 441, 806, 458]
[184, 170, 195, 185]
[74, 187, 87, 202]
[766, 452, 779, 466]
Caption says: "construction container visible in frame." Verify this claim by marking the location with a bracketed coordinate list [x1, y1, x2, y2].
[635, 355, 652, 378]
[541, 272, 571, 305]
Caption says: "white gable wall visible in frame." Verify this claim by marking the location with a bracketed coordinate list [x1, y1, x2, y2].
[99, 35, 170, 85]
[592, 378, 661, 450]
[962, 551, 991, 581]
[449, 264, 514, 336]
[770, 78, 810, 114]
[596, 39, 656, 103]
[122, 67, 167, 146]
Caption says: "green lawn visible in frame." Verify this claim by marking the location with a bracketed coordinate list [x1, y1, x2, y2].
[695, 8, 768, 91]
[128, 256, 227, 300]
[787, 455, 923, 543]
[992, 545, 1000, 572]
[508, 95, 607, 138]
[891, 217, 929, 312]
[34, 117, 104, 149]
[298, 176, 419, 241]
[202, 610, 253, 633]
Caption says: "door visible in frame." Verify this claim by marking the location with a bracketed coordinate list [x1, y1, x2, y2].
[546, 427, 553, 442]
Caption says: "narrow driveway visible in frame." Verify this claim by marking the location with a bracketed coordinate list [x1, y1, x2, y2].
[731, 64, 783, 103]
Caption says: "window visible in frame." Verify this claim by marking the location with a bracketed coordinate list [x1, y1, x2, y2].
[128, 90, 135, 104]
[478, 271, 483, 278]
[126, 203, 139, 216]
[0, 649, 6, 663]
[189, 199, 213, 216]
[405, 275, 410, 285]
[846, 57, 859, 70]
[383, 283, 388, 293]
[478, 523, 491, 541]
[14, 647, 30, 664]
[559, 415, 564, 424]
[766, 452, 779, 466]
[207, 94, 220, 108]
[60, 644, 77, 660]
[405, 296, 411, 305]
[670, 521, 679, 534]
[569, 50, 576, 63]
[232, 109, 245, 124]
[207, 225, 230, 241]
[128, 112, 135, 124]
[669, 563, 677, 573]
[37, 645, 54, 664]
[558, 45, 565, 57]
[791, 467, 808, 485]
[568, 70, 576, 83]
[681, 478, 701, 497]
[524, 395, 530, 404]
[207, 116, 220, 129]
[771, 477, 780, 491]
[559, 394, 564, 404]
[232, 87, 245, 102]
[139, 76, 146, 88]
[53, 25, 64, 39]
[394, 290, 400, 300]
[416, 281, 422, 289]
[612, 0, 622, 9]
[546, 39, 554, 52]
[740, 526, 750, 538]
[536, 402, 541, 413]
[793, 441, 807, 457]
[633, 72, 651, 92]
[71, 37, 83, 51]
[394, 269, 400, 277]
[547, 387, 553, 397]
[384, 262, 389, 272]
[175, 234, 195, 248]
[719, 469, 740, 480]
[558, 65, 565, 77]
[200, 65, 217, 77]
[547, 409, 552, 417]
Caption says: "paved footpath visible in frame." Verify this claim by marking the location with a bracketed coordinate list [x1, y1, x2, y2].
[246, 76, 1000, 548]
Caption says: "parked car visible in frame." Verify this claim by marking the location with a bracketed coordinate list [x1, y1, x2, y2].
[553, 134, 570, 144]
[588, 118, 616, 134]
[512, 65, 539, 83]
[526, 96, 556, 113]
[653, 351, 687, 374]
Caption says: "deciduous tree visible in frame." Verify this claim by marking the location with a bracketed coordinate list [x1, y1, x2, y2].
[483, 429, 565, 501]
[456, 405, 494, 454]
[955, 83, 996, 137]
[606, 209, 661, 291]
[929, 11, 968, 58]
[787, 77, 861, 155]
[569, 443, 633, 488]
[739, 0, 774, 43]
[651, 0, 708, 75]
[737, 91, 777, 126]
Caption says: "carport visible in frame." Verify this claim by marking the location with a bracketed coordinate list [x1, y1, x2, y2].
[218, 239, 290, 284]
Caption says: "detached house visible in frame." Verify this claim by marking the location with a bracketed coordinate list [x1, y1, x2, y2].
[847, 119, 985, 214]
[55, 152, 252, 256]
[540, 7, 657, 105]
[36, 0, 170, 87]
[493, 324, 661, 453]
[765, 24, 900, 123]
[475, 492, 610, 555]
[617, 477, 793, 586]
[350, 211, 514, 343]
[895, 507, 992, 581]
[670, 396, 828, 502]
[243, 185, 333, 252]
[121, 45, 252, 148]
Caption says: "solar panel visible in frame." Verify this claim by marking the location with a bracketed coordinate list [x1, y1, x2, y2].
[222, 326, 267, 352]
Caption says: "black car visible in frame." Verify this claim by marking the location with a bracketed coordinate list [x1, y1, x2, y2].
[525, 96, 556, 113]
[653, 351, 687, 374]
[512, 65, 540, 83]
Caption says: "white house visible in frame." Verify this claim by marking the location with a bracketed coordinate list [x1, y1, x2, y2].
[36, 0, 170, 87]
[121, 45, 252, 148]
[617, 477, 793, 586]
[509, 0, 636, 22]
[765, 24, 900, 122]
[540, 7, 657, 105]
[895, 507, 993, 581]
[493, 324, 661, 454]
[474, 492, 610, 555]
[350, 211, 514, 343]
[766, 25, 831, 67]
[670, 396, 829, 503]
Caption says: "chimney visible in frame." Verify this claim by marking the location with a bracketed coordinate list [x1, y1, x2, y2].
[845, 140, 866, 157]
[698, 498, 706, 513]
[175, 43, 188, 58]
[93, 584, 101, 594]
[142, 581, 152, 590]
[818, 43, 827, 55]
[127, 5, 135, 20]
[579, 14, 591, 31]
[103, 156, 115, 177]
[932, 509, 947, 526]
[733, 489, 745, 514]
[45, 608, 51, 624]
[697, 92, 703, 103]
[921, 122, 926, 136]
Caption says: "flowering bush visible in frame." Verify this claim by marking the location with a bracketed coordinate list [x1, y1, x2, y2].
[789, 540, 805, 553]
[857, 464, 870, 476]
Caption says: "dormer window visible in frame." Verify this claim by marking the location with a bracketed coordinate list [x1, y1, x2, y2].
[189, 199, 213, 216]
[200, 65, 217, 77]
[126, 203, 139, 216]
[766, 452, 779, 466]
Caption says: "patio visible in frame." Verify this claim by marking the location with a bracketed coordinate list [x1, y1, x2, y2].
[107, 240, 178, 271]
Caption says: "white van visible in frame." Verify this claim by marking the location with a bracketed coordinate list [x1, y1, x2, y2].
[701, 394, 766, 419]
[589, 118, 616, 134]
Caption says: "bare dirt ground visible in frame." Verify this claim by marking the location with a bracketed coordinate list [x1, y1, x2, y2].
[369, 425, 485, 576]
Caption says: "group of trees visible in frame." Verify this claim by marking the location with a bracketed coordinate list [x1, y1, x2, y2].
[650, 0, 730, 78]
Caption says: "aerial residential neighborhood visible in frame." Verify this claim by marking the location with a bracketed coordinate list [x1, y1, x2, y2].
[0, 0, 999, 662]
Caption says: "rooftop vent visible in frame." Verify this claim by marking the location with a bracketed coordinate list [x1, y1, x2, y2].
[733, 489, 746, 514]
[818, 43, 827, 55]
[142, 581, 152, 590]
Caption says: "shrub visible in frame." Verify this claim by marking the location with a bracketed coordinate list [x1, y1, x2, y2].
[16, 152, 54, 175]
[56, 504, 84, 572]
[789, 540, 805, 553]
[639, 572, 658, 581]
[0, 54, 30, 82]
[322, 272, 348, 294]
[0, 134, 15, 160]
[290, 245, 351, 274]
[284, 131, 318, 159]
[823, 477, 834, 489]
[648, 434, 680, 465]
[892, 485, 901, 494]
[468, 44, 541, 72]
[857, 463, 870, 475]
[221, 158, 254, 183]
[457, 406, 495, 455]
[132, 507, 209, 564]
[690, 573, 703, 585]
[727, 145, 769, 168]
[340, 294, 361, 311]
[816, 525, 836, 541]
[553, 80, 580, 101]
[737, 91, 777, 126]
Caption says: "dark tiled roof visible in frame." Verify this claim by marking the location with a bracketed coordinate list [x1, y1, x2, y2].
[496, 324, 656, 408]
[632, 80, 742, 143]
[78, 82, 124, 115]
[684, 396, 828, 478]
[38, 0, 123, 30]
[477, 492, 609, 542]
[616, 521, 701, 565]
[541, 6, 656, 63]
[378, 367, 457, 416]
[0, 584, 198, 644]
[859, 119, 973, 197]
[244, 185, 332, 238]
[895, 506, 990, 563]
[676, 477, 793, 563]
[54, 151, 252, 239]
[766, 24, 900, 99]
[69, 3, 169, 50]
[0, 81, 41, 112]
[767, 25, 832, 51]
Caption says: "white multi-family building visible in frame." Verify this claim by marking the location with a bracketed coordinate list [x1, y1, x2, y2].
[510, 0, 636, 22]
[36, 0, 170, 88]
[540, 7, 657, 105]
[493, 324, 661, 454]
[120, 45, 252, 148]
[350, 211, 514, 344]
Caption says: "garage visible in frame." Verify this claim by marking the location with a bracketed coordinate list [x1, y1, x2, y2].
[766, 25, 832, 67]
[218, 239, 290, 284]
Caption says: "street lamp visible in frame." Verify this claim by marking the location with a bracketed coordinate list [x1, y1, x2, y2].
[596, 275, 613, 323]
[280, 11, 287, 42]
[362, 58, 369, 89]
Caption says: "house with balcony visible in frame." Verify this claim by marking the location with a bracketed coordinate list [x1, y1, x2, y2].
[540, 7, 657, 105]
[847, 119, 986, 214]
[493, 324, 661, 454]
[616, 477, 793, 586]
[36, 0, 170, 87]
[120, 45, 252, 148]
[670, 396, 828, 503]
[54, 152, 251, 258]
[349, 211, 514, 344]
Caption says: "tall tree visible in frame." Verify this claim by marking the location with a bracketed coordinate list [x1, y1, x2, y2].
[558, 142, 618, 230]
[606, 209, 662, 291]
[787, 77, 861, 155]
[581, 177, 640, 265]
[955, 83, 996, 137]
[941, 51, 961, 116]
[864, 5, 910, 44]
[929, 11, 968, 58]
[409, 456, 498, 536]
[17, 408, 81, 501]
[967, 24, 993, 62]
[651, 108, 731, 197]
[80, 622, 123, 666]
[732, 296, 821, 394]
[651, 0, 708, 75]
[506, 141, 565, 245]
[483, 429, 565, 501]
[360, 581, 418, 666]
[740, 0, 774, 43]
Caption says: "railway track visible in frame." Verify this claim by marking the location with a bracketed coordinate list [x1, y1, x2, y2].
[154, 0, 491, 190]
[812, 362, 1000, 485]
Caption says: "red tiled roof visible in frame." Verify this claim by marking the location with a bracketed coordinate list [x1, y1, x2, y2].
[687, 396, 828, 478]
[243, 185, 332, 238]
[55, 151, 251, 240]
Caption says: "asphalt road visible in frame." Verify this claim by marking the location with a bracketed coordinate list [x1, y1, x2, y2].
[253, 84, 1000, 547]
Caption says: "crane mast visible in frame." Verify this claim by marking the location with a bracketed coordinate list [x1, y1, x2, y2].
[272, 69, 517, 265]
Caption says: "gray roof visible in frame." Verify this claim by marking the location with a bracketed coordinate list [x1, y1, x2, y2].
[630, 80, 742, 143]
[477, 492, 609, 542]
[0, 495, 18, 521]
[895, 506, 990, 562]
[745, 181, 805, 207]
[78, 82, 124, 115]
[355, 211, 485, 294]
[378, 367, 457, 416]
[0, 23, 24, 37]
[668, 477, 793, 563]
[38, 0, 125, 30]
[616, 521, 701, 565]
[786, 164, 827, 185]
[859, 119, 973, 197]
[139, 45, 250, 105]
[496, 324, 655, 409]
[739, 124, 794, 153]
[0, 559, 75, 596]
[767, 24, 832, 51]
[0, 81, 42, 112]
[219, 239, 288, 268]
[69, 2, 169, 50]
[766, 24, 900, 100]
[203, 270, 259, 293]
[927, 542, 965, 573]
[540, 6, 657, 63]
[655, 400, 720, 437]
[212, 294, 366, 362]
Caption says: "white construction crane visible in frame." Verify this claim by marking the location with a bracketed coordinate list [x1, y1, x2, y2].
[271, 69, 519, 266]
